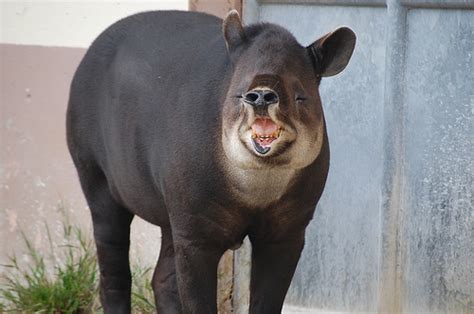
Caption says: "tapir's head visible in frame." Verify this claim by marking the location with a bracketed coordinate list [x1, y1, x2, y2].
[221, 11, 356, 170]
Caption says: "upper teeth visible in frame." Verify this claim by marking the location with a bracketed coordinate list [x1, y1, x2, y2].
[252, 128, 282, 139]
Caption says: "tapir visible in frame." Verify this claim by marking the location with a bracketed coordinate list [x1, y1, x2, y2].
[67, 9, 355, 314]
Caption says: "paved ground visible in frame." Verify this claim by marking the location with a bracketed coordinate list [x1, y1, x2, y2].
[282, 305, 345, 313]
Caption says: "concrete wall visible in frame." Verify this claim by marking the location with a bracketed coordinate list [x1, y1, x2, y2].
[236, 1, 474, 313]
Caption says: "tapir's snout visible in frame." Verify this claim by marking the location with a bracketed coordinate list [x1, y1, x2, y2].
[237, 87, 284, 156]
[243, 89, 279, 108]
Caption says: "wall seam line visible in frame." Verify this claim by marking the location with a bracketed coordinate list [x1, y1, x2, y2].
[377, 0, 408, 312]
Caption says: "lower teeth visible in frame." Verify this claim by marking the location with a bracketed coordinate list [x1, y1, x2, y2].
[252, 128, 282, 140]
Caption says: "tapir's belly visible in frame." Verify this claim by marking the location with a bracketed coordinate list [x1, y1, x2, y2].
[100, 137, 171, 226]
[107, 172, 170, 226]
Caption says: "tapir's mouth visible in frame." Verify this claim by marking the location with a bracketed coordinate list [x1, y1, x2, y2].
[250, 117, 282, 155]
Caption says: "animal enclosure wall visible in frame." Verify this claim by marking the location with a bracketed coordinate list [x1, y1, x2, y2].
[235, 0, 473, 313]
[0, 0, 188, 282]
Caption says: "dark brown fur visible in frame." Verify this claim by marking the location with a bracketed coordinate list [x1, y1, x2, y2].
[67, 10, 355, 314]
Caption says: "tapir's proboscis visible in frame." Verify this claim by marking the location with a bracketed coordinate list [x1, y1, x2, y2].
[67, 10, 355, 314]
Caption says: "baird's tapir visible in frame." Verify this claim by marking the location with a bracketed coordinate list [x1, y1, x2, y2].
[67, 9, 355, 314]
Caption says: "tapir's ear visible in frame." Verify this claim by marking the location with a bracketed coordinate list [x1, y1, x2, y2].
[223, 10, 245, 51]
[307, 27, 356, 77]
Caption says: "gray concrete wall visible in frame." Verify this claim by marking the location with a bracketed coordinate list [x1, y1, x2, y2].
[235, 0, 474, 313]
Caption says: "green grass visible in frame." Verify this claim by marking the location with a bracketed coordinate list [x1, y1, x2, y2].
[0, 207, 157, 313]
[0, 217, 99, 313]
[131, 265, 156, 313]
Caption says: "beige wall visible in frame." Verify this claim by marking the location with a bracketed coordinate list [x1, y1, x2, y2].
[1, 1, 242, 311]
[1, 1, 188, 47]
[189, 0, 242, 18]
[1, 0, 188, 275]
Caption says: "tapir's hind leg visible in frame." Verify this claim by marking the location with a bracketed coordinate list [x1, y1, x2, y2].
[152, 227, 182, 313]
[76, 164, 134, 314]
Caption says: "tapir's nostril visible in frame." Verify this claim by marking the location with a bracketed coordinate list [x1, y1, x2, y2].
[243, 90, 278, 107]
[244, 91, 261, 104]
[263, 90, 278, 104]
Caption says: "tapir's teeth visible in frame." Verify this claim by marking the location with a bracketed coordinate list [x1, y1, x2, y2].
[252, 127, 282, 140]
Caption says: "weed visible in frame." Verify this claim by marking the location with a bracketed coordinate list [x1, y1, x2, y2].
[0, 213, 98, 313]
[0, 205, 158, 313]
[131, 265, 156, 313]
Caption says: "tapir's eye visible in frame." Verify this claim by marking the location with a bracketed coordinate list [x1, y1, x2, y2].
[295, 96, 307, 104]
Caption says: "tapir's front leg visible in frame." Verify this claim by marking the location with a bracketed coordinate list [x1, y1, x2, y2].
[172, 235, 224, 314]
[168, 207, 229, 314]
[249, 232, 305, 314]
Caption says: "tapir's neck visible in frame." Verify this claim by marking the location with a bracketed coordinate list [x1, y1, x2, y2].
[223, 162, 298, 209]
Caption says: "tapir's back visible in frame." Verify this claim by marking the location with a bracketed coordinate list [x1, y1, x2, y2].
[67, 11, 231, 220]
